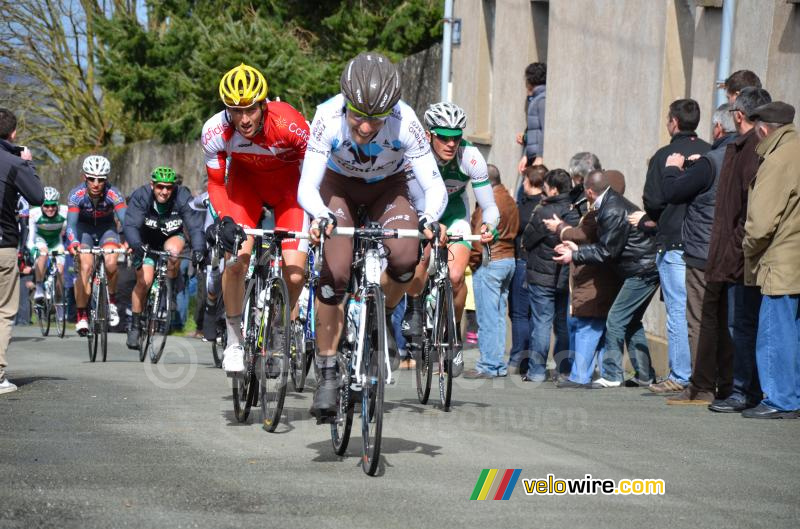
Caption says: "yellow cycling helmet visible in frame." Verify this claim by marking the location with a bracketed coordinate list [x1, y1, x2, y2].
[219, 63, 268, 108]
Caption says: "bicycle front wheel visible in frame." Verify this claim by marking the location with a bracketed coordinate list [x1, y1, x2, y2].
[289, 320, 307, 392]
[361, 285, 386, 476]
[97, 279, 109, 362]
[149, 281, 172, 364]
[437, 280, 456, 412]
[87, 278, 99, 362]
[36, 296, 51, 337]
[53, 278, 66, 339]
[234, 276, 260, 423]
[260, 278, 290, 432]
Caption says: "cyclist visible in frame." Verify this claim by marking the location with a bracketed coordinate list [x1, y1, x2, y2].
[403, 102, 499, 377]
[201, 63, 310, 375]
[66, 155, 127, 336]
[297, 51, 448, 421]
[27, 186, 68, 303]
[123, 167, 205, 349]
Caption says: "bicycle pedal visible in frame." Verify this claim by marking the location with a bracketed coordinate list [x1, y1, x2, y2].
[315, 414, 336, 425]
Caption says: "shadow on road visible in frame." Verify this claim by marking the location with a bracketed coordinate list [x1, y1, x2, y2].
[9, 336, 45, 343]
[11, 375, 67, 388]
[305, 436, 443, 470]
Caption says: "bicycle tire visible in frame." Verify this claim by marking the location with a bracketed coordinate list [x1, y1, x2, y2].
[260, 277, 290, 432]
[290, 320, 307, 392]
[415, 326, 432, 404]
[437, 279, 456, 412]
[149, 280, 172, 364]
[331, 348, 354, 455]
[54, 277, 66, 339]
[36, 297, 50, 337]
[234, 276, 260, 423]
[87, 274, 99, 362]
[211, 326, 225, 369]
[98, 279, 109, 362]
[361, 285, 386, 476]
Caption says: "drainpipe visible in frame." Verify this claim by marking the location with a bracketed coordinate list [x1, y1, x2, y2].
[440, 0, 454, 102]
[715, 0, 736, 107]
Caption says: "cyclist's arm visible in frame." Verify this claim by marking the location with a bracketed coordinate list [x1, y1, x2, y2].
[26, 208, 38, 251]
[202, 114, 231, 218]
[65, 193, 80, 250]
[297, 107, 333, 219]
[121, 189, 145, 250]
[405, 169, 426, 216]
[406, 153, 447, 223]
[108, 185, 127, 226]
[465, 147, 500, 227]
[178, 189, 207, 252]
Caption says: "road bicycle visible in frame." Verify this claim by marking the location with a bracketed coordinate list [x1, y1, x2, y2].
[414, 233, 485, 411]
[290, 244, 319, 393]
[34, 249, 67, 338]
[233, 227, 307, 433]
[77, 246, 127, 362]
[328, 223, 420, 476]
[136, 246, 190, 364]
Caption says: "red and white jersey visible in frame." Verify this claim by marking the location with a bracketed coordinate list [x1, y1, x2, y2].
[201, 101, 309, 218]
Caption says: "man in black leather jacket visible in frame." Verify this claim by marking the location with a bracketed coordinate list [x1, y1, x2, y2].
[554, 171, 658, 388]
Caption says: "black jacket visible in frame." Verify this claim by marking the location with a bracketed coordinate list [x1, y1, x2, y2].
[123, 184, 205, 252]
[573, 189, 657, 278]
[642, 131, 711, 250]
[569, 183, 589, 218]
[662, 133, 737, 269]
[514, 192, 542, 258]
[522, 193, 580, 289]
[0, 139, 44, 249]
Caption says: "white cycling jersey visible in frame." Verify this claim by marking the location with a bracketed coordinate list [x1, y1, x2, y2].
[297, 94, 447, 223]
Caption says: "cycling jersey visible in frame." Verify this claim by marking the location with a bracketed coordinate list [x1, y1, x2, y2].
[66, 182, 127, 247]
[122, 184, 205, 255]
[407, 139, 499, 228]
[27, 205, 68, 250]
[201, 101, 309, 250]
[298, 94, 447, 224]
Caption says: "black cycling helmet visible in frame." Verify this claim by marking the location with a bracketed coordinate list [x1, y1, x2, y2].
[340, 52, 402, 116]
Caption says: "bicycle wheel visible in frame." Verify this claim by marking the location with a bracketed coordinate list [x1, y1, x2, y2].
[53, 276, 66, 339]
[87, 276, 99, 362]
[149, 280, 172, 364]
[139, 290, 153, 362]
[97, 279, 109, 362]
[260, 278, 290, 432]
[36, 295, 51, 337]
[415, 319, 432, 404]
[234, 276, 260, 423]
[361, 285, 386, 476]
[437, 279, 456, 412]
[331, 349, 354, 455]
[290, 320, 307, 392]
[211, 325, 225, 369]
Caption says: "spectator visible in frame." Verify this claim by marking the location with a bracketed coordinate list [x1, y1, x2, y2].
[0, 108, 45, 395]
[516, 63, 547, 173]
[657, 104, 738, 404]
[642, 99, 710, 391]
[741, 102, 800, 419]
[722, 69, 762, 104]
[464, 165, 518, 378]
[508, 164, 545, 375]
[704, 86, 772, 413]
[521, 169, 580, 382]
[546, 170, 625, 388]
[554, 171, 659, 388]
[567, 152, 602, 217]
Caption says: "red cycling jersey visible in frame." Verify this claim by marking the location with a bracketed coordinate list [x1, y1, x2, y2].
[201, 101, 309, 250]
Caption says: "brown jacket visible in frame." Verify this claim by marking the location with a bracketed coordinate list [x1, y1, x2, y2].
[470, 184, 518, 270]
[705, 129, 761, 283]
[743, 124, 800, 295]
[561, 210, 622, 318]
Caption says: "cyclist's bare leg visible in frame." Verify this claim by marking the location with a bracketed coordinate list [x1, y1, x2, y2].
[448, 243, 470, 323]
[34, 252, 47, 283]
[75, 250, 93, 308]
[381, 274, 408, 309]
[282, 249, 306, 308]
[221, 236, 253, 346]
[103, 250, 119, 297]
[316, 301, 344, 360]
[131, 265, 155, 313]
[405, 246, 430, 298]
[164, 236, 185, 279]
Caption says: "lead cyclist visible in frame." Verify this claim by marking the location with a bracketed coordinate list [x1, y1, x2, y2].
[298, 51, 448, 421]
[403, 102, 499, 377]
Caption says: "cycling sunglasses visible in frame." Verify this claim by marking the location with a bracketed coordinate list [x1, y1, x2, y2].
[85, 175, 107, 183]
[346, 102, 391, 124]
[431, 131, 463, 144]
[154, 183, 174, 191]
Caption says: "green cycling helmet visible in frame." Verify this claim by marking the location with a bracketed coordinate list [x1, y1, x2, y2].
[151, 166, 176, 184]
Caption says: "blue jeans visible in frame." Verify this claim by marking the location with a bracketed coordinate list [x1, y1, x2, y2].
[508, 259, 530, 369]
[527, 283, 571, 379]
[569, 317, 606, 384]
[656, 250, 691, 385]
[473, 258, 515, 375]
[755, 295, 800, 411]
[391, 296, 407, 355]
[603, 272, 659, 382]
[728, 283, 762, 403]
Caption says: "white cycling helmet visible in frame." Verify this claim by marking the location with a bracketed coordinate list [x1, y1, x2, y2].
[424, 101, 467, 131]
[43, 186, 60, 204]
[82, 155, 111, 177]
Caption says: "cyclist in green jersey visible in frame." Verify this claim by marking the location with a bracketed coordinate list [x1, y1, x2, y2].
[27, 186, 67, 302]
[404, 102, 499, 376]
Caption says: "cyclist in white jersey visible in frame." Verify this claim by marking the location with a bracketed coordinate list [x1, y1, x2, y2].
[404, 102, 499, 376]
[298, 52, 447, 420]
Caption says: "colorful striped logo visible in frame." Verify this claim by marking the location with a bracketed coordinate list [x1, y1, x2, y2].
[470, 469, 522, 500]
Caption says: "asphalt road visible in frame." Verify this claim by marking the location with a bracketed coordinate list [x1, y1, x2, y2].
[2, 326, 799, 529]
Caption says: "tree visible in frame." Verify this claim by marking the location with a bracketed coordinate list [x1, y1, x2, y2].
[0, 0, 140, 159]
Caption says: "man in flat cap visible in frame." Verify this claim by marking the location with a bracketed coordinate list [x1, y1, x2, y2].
[741, 101, 800, 419]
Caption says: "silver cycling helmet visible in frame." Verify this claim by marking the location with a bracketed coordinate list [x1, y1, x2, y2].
[340, 52, 401, 116]
[82, 155, 111, 177]
[42, 186, 60, 204]
[424, 101, 467, 130]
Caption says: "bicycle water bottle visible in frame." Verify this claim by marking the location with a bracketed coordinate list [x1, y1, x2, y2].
[346, 296, 362, 343]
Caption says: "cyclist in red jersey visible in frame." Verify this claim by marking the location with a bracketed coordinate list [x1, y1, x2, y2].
[201, 63, 309, 374]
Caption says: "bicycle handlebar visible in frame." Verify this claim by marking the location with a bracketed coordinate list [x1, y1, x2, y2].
[243, 228, 310, 240]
